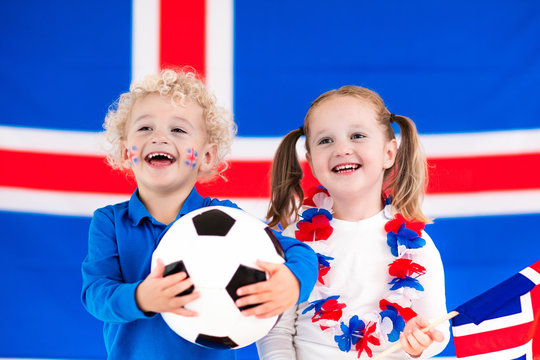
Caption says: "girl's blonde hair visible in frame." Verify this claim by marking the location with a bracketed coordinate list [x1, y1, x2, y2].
[102, 69, 236, 180]
[267, 85, 430, 228]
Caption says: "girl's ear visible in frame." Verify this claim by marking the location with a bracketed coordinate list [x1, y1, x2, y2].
[384, 138, 398, 169]
[198, 143, 218, 175]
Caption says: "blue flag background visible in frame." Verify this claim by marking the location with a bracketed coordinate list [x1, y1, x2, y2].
[1, 1, 539, 358]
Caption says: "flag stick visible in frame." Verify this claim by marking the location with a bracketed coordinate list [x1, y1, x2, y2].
[371, 311, 459, 360]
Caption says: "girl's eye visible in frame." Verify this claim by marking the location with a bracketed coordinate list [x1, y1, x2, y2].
[352, 133, 365, 140]
[318, 138, 332, 145]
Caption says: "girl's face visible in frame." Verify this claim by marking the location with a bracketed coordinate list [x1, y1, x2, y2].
[122, 94, 217, 196]
[306, 95, 397, 207]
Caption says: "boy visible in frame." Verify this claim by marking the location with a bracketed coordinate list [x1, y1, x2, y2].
[81, 70, 318, 359]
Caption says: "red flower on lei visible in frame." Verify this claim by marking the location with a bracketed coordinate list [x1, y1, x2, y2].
[355, 322, 380, 358]
[384, 213, 425, 236]
[388, 258, 426, 278]
[295, 213, 333, 242]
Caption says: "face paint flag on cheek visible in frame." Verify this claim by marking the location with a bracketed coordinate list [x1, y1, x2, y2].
[185, 148, 198, 169]
[128, 146, 139, 167]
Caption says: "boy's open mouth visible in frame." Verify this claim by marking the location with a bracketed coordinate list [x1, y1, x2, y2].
[332, 163, 360, 173]
[145, 152, 176, 166]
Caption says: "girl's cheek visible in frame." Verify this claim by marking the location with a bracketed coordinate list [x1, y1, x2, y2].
[184, 147, 198, 170]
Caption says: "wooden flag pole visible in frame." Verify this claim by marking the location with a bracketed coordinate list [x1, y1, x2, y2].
[371, 311, 459, 360]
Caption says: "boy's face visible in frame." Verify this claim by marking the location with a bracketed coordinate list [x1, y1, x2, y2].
[122, 93, 217, 197]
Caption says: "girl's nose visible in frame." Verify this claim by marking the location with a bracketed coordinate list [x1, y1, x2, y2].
[335, 140, 353, 156]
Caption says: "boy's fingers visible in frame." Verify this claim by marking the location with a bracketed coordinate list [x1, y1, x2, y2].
[170, 307, 198, 317]
[236, 280, 270, 297]
[164, 277, 193, 297]
[148, 258, 165, 279]
[235, 292, 271, 309]
[170, 292, 199, 309]
[160, 272, 188, 288]
[255, 259, 279, 274]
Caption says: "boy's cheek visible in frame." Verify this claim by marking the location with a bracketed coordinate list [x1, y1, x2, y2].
[184, 147, 198, 169]
[127, 146, 140, 168]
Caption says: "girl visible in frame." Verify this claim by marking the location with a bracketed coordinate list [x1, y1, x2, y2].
[257, 86, 450, 359]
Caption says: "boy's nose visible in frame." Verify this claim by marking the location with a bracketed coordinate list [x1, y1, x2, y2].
[152, 131, 169, 144]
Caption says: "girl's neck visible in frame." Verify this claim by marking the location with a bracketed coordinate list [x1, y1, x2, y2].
[139, 187, 192, 225]
[330, 191, 384, 222]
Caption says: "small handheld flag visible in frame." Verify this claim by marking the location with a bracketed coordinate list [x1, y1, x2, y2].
[451, 260, 540, 359]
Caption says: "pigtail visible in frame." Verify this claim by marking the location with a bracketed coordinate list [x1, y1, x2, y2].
[266, 128, 305, 229]
[384, 114, 431, 224]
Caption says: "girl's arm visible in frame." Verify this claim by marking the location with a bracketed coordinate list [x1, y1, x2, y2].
[402, 231, 451, 359]
[256, 305, 298, 360]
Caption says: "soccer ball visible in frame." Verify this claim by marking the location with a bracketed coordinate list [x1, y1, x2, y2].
[151, 205, 286, 349]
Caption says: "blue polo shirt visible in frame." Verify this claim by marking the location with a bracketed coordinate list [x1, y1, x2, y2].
[81, 187, 317, 359]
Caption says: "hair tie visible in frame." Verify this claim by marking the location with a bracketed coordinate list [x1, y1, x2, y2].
[389, 113, 396, 123]
[298, 126, 305, 136]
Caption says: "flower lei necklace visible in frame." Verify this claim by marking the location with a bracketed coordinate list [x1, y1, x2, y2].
[295, 186, 427, 358]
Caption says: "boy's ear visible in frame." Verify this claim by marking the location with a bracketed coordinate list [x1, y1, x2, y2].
[383, 138, 398, 169]
[198, 143, 218, 175]
[120, 140, 131, 169]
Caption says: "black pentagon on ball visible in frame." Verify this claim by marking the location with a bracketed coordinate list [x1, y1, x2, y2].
[192, 209, 236, 236]
[226, 264, 267, 311]
[195, 334, 239, 349]
[162, 260, 195, 296]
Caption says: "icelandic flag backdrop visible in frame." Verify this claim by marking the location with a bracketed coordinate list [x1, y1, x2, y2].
[1, 0, 539, 358]
[451, 260, 540, 359]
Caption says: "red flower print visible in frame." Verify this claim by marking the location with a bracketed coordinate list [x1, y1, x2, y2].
[384, 214, 425, 236]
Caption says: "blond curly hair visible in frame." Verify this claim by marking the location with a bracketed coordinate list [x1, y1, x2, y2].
[102, 69, 236, 180]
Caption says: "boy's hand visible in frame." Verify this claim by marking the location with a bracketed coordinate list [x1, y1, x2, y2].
[235, 260, 299, 319]
[135, 258, 199, 317]
[400, 315, 444, 358]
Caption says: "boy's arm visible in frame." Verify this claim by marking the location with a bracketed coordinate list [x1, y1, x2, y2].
[81, 208, 149, 323]
[211, 199, 318, 304]
[270, 229, 318, 303]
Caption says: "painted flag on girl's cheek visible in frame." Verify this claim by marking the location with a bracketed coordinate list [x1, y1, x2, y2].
[451, 260, 540, 359]
[1, 0, 539, 358]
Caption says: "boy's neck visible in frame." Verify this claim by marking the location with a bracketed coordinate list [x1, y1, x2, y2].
[138, 187, 192, 225]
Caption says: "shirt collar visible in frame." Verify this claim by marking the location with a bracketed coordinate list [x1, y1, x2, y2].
[128, 187, 206, 226]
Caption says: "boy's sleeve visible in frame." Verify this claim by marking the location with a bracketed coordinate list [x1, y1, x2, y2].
[270, 229, 318, 303]
[81, 208, 151, 324]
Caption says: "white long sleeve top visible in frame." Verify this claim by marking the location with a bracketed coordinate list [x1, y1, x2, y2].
[257, 210, 450, 360]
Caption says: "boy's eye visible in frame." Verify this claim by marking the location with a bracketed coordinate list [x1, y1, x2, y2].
[138, 126, 152, 131]
[172, 128, 186, 134]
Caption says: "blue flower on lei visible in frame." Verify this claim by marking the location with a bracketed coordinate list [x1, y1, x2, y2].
[388, 276, 425, 291]
[386, 223, 426, 257]
[299, 207, 333, 222]
[334, 315, 365, 352]
[379, 305, 405, 342]
[302, 295, 340, 315]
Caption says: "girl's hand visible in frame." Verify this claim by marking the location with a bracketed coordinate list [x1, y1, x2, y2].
[235, 260, 299, 318]
[135, 258, 199, 317]
[400, 315, 445, 358]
